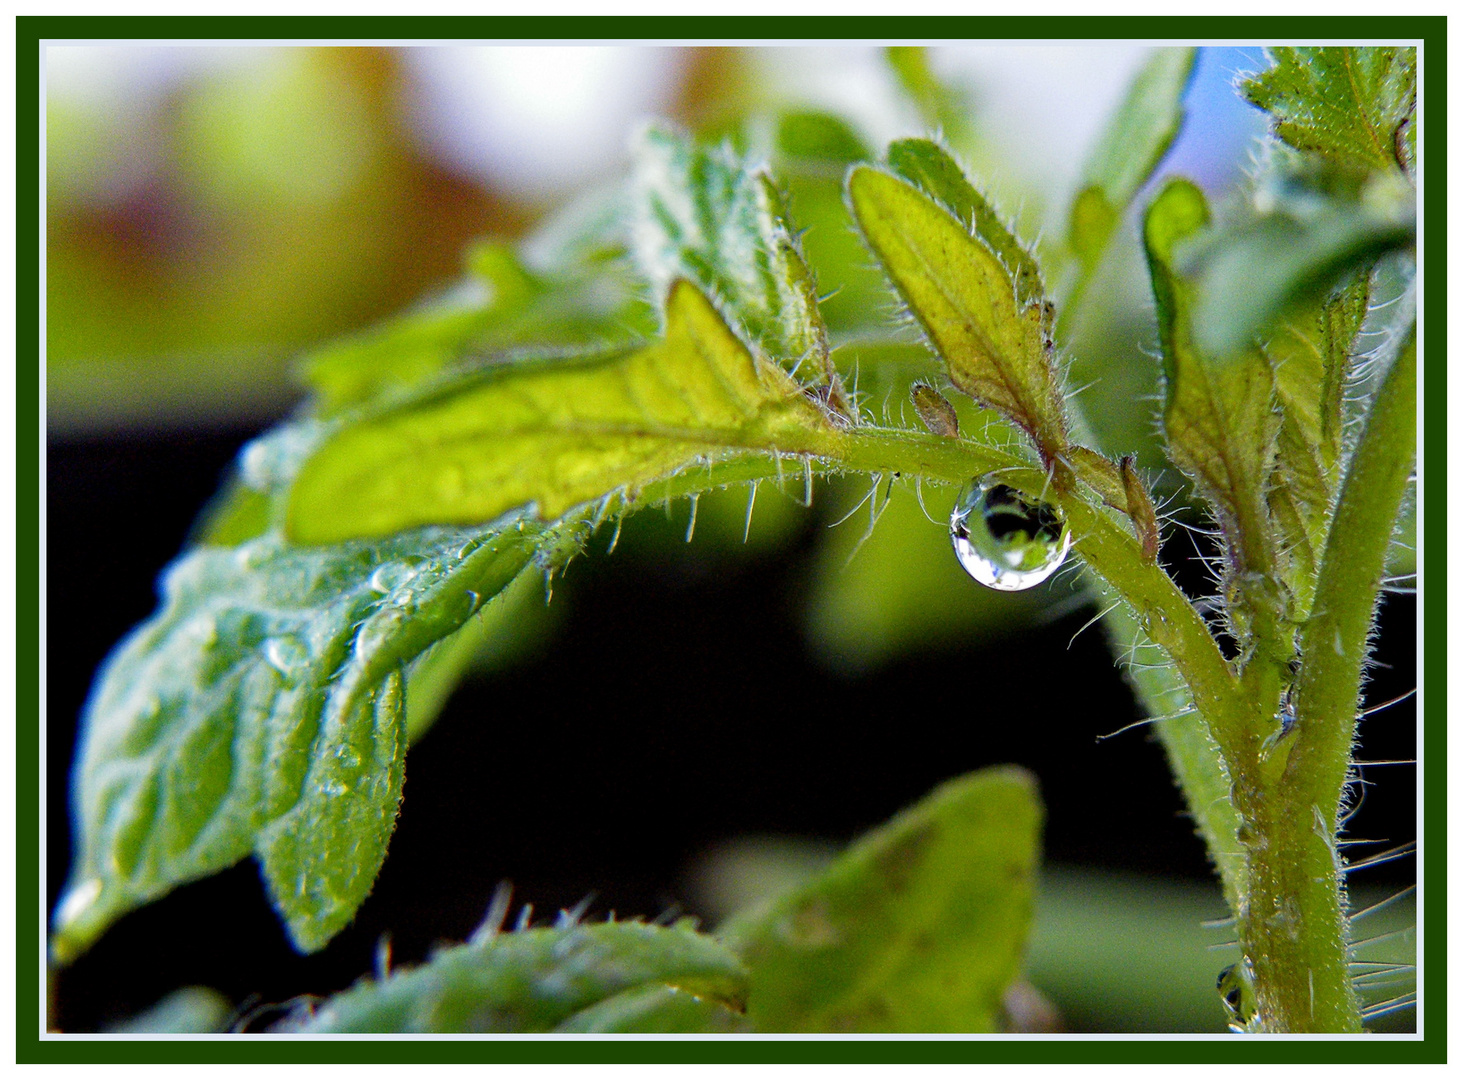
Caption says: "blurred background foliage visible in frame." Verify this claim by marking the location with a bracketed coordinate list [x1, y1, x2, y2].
[47, 43, 1414, 1033]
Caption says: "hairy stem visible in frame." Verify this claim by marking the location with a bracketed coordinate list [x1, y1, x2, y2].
[1239, 328, 1415, 1033]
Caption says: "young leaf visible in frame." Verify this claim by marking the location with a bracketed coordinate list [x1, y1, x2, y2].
[885, 138, 1045, 310]
[719, 767, 1041, 1032]
[1242, 47, 1417, 175]
[284, 280, 839, 546]
[1068, 47, 1196, 272]
[764, 110, 889, 339]
[52, 522, 535, 960]
[910, 381, 959, 438]
[630, 125, 842, 401]
[847, 165, 1068, 465]
[1142, 178, 1278, 572]
[287, 920, 747, 1033]
[1262, 275, 1369, 618]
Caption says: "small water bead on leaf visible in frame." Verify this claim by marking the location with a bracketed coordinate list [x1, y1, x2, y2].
[1217, 959, 1259, 1031]
[369, 560, 421, 596]
[949, 477, 1072, 591]
[263, 635, 310, 677]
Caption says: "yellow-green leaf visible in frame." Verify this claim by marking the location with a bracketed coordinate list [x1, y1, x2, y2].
[848, 165, 1068, 463]
[285, 281, 838, 546]
[885, 138, 1046, 311]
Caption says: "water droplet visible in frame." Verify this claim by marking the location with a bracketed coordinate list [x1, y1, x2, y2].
[55, 877, 103, 929]
[1235, 820, 1264, 850]
[949, 477, 1071, 591]
[369, 562, 419, 595]
[263, 635, 309, 676]
[334, 746, 362, 771]
[1217, 958, 1259, 1031]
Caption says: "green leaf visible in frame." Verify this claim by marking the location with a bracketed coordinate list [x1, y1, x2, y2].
[1142, 178, 1279, 569]
[886, 138, 1045, 310]
[555, 984, 751, 1034]
[1242, 47, 1416, 175]
[764, 111, 888, 339]
[285, 280, 839, 546]
[884, 47, 974, 145]
[301, 240, 653, 416]
[1184, 166, 1413, 360]
[719, 767, 1041, 1032]
[108, 987, 235, 1034]
[288, 920, 747, 1033]
[848, 164, 1068, 464]
[1262, 275, 1369, 618]
[52, 520, 535, 960]
[772, 110, 872, 171]
[630, 125, 841, 399]
[1068, 48, 1196, 272]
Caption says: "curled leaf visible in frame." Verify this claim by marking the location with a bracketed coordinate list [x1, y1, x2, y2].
[630, 125, 845, 409]
[1122, 454, 1160, 562]
[1142, 178, 1279, 571]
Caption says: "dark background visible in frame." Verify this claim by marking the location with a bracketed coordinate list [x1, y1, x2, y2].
[46, 423, 1418, 1033]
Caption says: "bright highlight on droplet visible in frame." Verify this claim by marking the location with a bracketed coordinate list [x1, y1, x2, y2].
[55, 877, 103, 929]
[949, 476, 1071, 591]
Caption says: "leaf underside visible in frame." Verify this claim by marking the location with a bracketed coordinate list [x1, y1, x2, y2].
[631, 126, 834, 388]
[54, 521, 536, 958]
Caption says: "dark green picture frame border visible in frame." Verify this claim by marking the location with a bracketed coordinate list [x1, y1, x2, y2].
[18, 14, 1446, 1064]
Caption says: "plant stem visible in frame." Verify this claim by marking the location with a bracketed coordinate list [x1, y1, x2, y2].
[1237, 328, 1415, 1033]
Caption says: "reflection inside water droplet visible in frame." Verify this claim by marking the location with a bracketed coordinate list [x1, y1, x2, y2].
[263, 635, 309, 675]
[369, 562, 420, 595]
[1217, 958, 1259, 1031]
[949, 477, 1071, 591]
[55, 877, 103, 929]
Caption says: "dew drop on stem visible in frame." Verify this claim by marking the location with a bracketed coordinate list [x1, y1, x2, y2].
[1217, 958, 1259, 1031]
[949, 476, 1071, 591]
